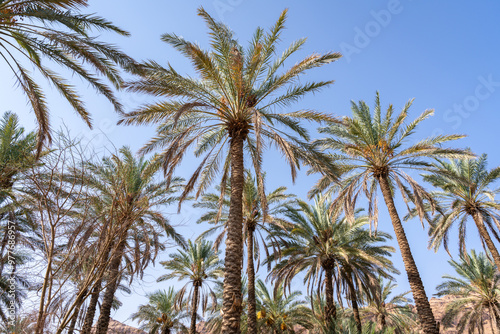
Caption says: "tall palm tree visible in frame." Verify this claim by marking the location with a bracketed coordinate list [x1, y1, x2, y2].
[158, 239, 223, 334]
[0, 0, 137, 153]
[81, 147, 186, 334]
[131, 288, 189, 334]
[255, 279, 313, 334]
[435, 250, 500, 333]
[360, 276, 417, 333]
[422, 155, 500, 269]
[267, 197, 395, 331]
[119, 8, 340, 333]
[194, 170, 295, 333]
[313, 92, 469, 334]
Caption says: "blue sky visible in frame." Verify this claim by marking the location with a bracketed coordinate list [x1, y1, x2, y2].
[3, 0, 500, 328]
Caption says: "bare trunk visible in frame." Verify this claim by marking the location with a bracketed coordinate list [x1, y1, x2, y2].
[346, 276, 362, 333]
[190, 284, 200, 334]
[247, 229, 257, 334]
[378, 312, 386, 330]
[95, 239, 127, 334]
[378, 175, 439, 334]
[472, 211, 500, 270]
[221, 134, 245, 334]
[81, 278, 102, 334]
[67, 297, 84, 334]
[324, 266, 337, 326]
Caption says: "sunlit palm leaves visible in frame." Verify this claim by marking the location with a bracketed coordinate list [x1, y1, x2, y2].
[0, 0, 137, 152]
[435, 250, 500, 333]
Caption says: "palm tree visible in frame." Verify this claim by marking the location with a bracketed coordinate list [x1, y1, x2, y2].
[255, 279, 313, 333]
[435, 250, 500, 333]
[80, 147, 186, 334]
[158, 239, 223, 334]
[422, 154, 500, 269]
[119, 8, 341, 333]
[194, 170, 295, 333]
[267, 197, 396, 331]
[0, 0, 137, 153]
[360, 276, 417, 333]
[313, 92, 469, 334]
[131, 288, 188, 334]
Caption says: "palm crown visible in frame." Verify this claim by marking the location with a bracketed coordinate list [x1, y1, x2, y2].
[423, 154, 500, 268]
[0, 0, 136, 152]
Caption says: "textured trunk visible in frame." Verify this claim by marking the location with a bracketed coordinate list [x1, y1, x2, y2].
[221, 134, 245, 334]
[346, 276, 362, 333]
[95, 239, 127, 334]
[190, 284, 200, 334]
[162, 326, 171, 334]
[472, 212, 500, 270]
[378, 312, 386, 330]
[81, 278, 102, 334]
[67, 298, 83, 334]
[378, 176, 439, 334]
[247, 229, 257, 334]
[324, 267, 337, 325]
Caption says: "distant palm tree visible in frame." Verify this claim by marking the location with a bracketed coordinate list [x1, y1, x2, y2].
[0, 0, 137, 153]
[195, 170, 295, 332]
[422, 155, 500, 269]
[435, 250, 500, 333]
[158, 239, 223, 334]
[313, 92, 469, 334]
[256, 279, 313, 333]
[360, 276, 417, 333]
[131, 288, 188, 334]
[267, 197, 395, 331]
[119, 8, 341, 333]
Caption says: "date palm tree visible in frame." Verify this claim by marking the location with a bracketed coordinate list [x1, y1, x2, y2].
[256, 279, 313, 334]
[194, 170, 295, 333]
[119, 8, 340, 333]
[158, 239, 223, 334]
[0, 0, 137, 153]
[131, 288, 188, 334]
[267, 196, 395, 332]
[422, 155, 500, 269]
[435, 250, 500, 333]
[313, 92, 469, 334]
[81, 147, 186, 334]
[360, 276, 417, 333]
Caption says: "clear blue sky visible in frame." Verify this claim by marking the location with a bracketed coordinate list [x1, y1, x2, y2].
[3, 0, 500, 328]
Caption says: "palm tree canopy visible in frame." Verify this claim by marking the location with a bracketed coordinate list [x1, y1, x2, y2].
[267, 196, 396, 299]
[158, 239, 223, 314]
[0, 0, 137, 152]
[312, 92, 469, 230]
[422, 154, 500, 256]
[194, 170, 295, 256]
[0, 111, 37, 193]
[435, 250, 500, 333]
[256, 279, 313, 333]
[130, 288, 188, 334]
[119, 7, 341, 206]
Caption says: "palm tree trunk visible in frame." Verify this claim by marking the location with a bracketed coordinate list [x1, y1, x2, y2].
[190, 283, 200, 334]
[378, 313, 386, 330]
[162, 326, 171, 334]
[472, 212, 500, 270]
[95, 238, 127, 334]
[221, 134, 245, 334]
[81, 278, 102, 334]
[378, 175, 439, 334]
[247, 229, 257, 334]
[324, 266, 337, 325]
[346, 276, 362, 333]
[67, 297, 84, 334]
